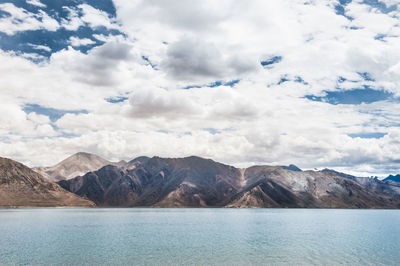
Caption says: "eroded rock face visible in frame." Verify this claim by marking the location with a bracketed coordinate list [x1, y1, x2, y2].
[228, 167, 400, 208]
[58, 156, 400, 208]
[0, 157, 95, 208]
[58, 156, 242, 207]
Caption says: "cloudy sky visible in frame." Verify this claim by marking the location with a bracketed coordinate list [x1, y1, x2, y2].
[1, 0, 400, 177]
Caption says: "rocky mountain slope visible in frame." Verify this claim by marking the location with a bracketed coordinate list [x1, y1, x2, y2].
[58, 155, 400, 208]
[58, 156, 241, 207]
[33, 152, 112, 182]
[227, 167, 399, 208]
[0, 157, 95, 207]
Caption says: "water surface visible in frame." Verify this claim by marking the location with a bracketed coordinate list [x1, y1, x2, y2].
[0, 208, 399, 265]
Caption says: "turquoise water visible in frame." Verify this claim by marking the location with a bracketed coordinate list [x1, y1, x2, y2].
[0, 209, 399, 265]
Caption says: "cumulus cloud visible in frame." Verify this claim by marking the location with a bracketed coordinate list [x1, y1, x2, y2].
[1, 0, 400, 177]
[59, 4, 120, 32]
[162, 36, 257, 81]
[129, 87, 199, 118]
[78, 4, 119, 30]
[27, 112, 51, 125]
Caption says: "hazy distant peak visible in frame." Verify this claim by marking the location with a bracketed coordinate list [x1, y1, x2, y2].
[384, 174, 400, 183]
[282, 164, 302, 172]
[53, 152, 110, 169]
[74, 151, 93, 156]
[60, 151, 106, 162]
[33, 152, 111, 182]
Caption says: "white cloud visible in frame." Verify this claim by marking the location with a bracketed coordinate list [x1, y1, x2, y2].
[0, 4, 59, 35]
[78, 4, 119, 30]
[27, 112, 51, 124]
[60, 4, 120, 32]
[161, 36, 258, 81]
[0, 102, 56, 139]
[60, 6, 83, 31]
[69, 37, 96, 47]
[27, 43, 51, 52]
[26, 0, 46, 8]
[1, 0, 400, 177]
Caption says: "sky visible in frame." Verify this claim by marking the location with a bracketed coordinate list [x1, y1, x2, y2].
[1, 0, 400, 177]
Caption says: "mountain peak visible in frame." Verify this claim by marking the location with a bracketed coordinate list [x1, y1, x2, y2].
[33, 152, 112, 182]
[282, 164, 302, 172]
[73, 151, 95, 157]
[64, 152, 104, 161]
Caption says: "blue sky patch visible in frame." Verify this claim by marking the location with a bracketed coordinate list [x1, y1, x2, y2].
[305, 87, 393, 105]
[275, 75, 307, 86]
[23, 103, 88, 122]
[357, 72, 375, 81]
[183, 84, 202, 90]
[375, 33, 387, 41]
[0, 0, 123, 60]
[58, 132, 81, 138]
[294, 76, 308, 85]
[142, 56, 158, 70]
[209, 80, 240, 87]
[105, 96, 128, 103]
[261, 56, 282, 68]
[362, 0, 397, 13]
[348, 132, 387, 139]
[203, 128, 220, 135]
[11, 0, 117, 19]
[334, 1, 353, 20]
[277, 76, 289, 85]
[0, 9, 10, 18]
[183, 79, 240, 90]
[336, 75, 361, 84]
[157, 129, 169, 134]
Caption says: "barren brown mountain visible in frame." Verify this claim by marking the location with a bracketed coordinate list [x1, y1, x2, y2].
[58, 155, 400, 208]
[0, 157, 94, 207]
[227, 166, 400, 208]
[58, 156, 241, 207]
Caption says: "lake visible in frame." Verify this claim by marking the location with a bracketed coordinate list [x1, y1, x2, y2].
[0, 208, 399, 265]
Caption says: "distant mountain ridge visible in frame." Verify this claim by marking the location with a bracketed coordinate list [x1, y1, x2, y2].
[55, 154, 400, 208]
[0, 157, 94, 207]
[384, 174, 400, 183]
[3, 152, 400, 208]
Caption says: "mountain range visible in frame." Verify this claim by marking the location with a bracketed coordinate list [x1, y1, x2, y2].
[383, 174, 400, 184]
[1, 152, 400, 208]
